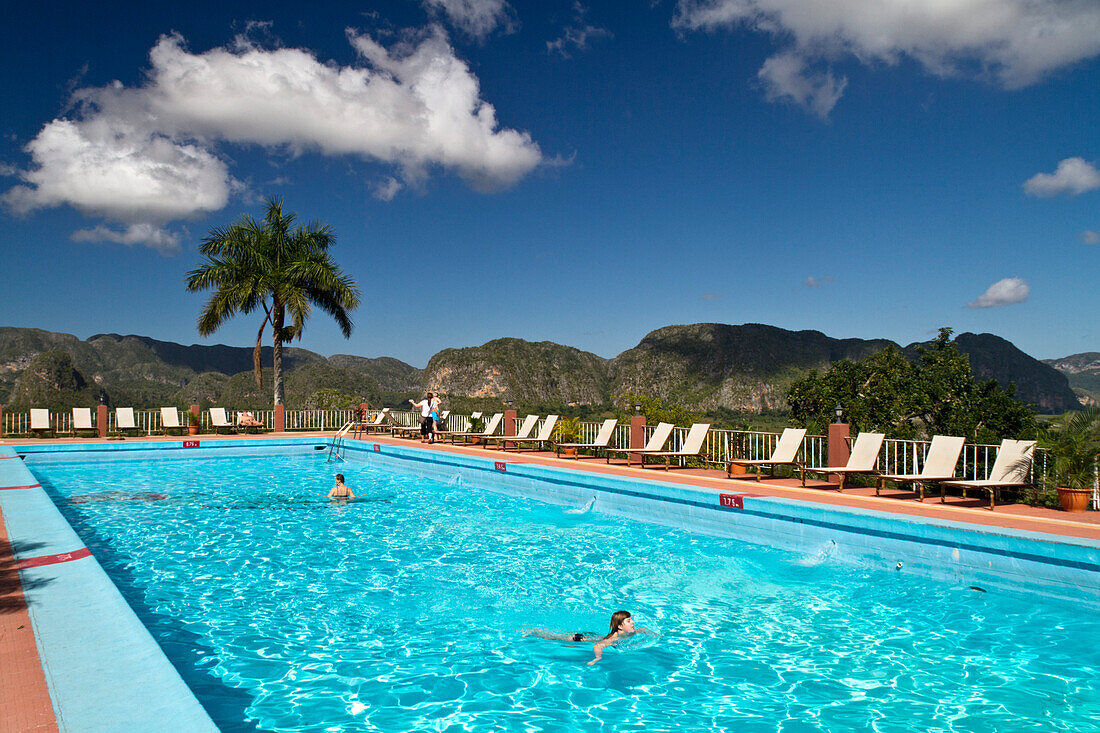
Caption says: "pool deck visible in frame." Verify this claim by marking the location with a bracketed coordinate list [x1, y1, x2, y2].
[2, 430, 1098, 729]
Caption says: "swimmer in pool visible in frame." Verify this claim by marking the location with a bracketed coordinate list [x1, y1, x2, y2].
[521, 610, 656, 665]
[327, 474, 355, 500]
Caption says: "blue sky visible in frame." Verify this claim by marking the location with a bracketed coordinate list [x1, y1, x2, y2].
[1, 0, 1097, 367]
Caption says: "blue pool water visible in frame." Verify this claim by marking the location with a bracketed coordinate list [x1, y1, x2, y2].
[28, 450, 1100, 732]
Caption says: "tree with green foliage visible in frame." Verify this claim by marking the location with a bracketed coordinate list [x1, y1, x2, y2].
[616, 391, 703, 427]
[186, 197, 360, 408]
[788, 328, 1037, 443]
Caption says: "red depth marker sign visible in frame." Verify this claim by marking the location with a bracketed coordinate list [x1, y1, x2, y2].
[719, 493, 744, 510]
[495, 462, 507, 472]
[183, 440, 200, 448]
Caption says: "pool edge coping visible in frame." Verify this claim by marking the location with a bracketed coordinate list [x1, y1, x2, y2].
[0, 445, 217, 732]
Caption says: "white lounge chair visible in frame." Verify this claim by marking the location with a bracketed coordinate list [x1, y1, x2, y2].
[801, 432, 885, 491]
[72, 407, 97, 437]
[484, 414, 540, 449]
[877, 435, 966, 501]
[555, 418, 618, 459]
[161, 407, 184, 436]
[356, 407, 392, 434]
[30, 408, 52, 438]
[728, 428, 807, 482]
[116, 407, 142, 436]
[605, 422, 676, 466]
[236, 411, 264, 432]
[635, 423, 712, 470]
[941, 439, 1036, 509]
[443, 413, 504, 444]
[498, 415, 560, 453]
[209, 407, 234, 435]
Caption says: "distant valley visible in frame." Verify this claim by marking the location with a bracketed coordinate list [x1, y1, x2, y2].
[0, 324, 1085, 415]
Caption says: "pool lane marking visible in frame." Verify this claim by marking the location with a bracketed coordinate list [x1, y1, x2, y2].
[1, 483, 41, 491]
[16, 547, 92, 570]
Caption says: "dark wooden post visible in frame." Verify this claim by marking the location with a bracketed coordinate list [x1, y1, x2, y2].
[504, 409, 517, 436]
[828, 422, 850, 486]
[274, 404, 285, 433]
[629, 414, 647, 466]
[97, 404, 109, 438]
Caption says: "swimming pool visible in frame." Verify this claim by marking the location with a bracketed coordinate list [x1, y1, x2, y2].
[23, 444, 1100, 731]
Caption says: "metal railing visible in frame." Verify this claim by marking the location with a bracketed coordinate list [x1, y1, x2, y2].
[5, 407, 1095, 507]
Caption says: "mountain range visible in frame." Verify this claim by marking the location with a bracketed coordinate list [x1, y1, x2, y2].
[0, 324, 1084, 414]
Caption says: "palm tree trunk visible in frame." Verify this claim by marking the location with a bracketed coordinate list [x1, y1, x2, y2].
[253, 317, 266, 391]
[272, 301, 285, 407]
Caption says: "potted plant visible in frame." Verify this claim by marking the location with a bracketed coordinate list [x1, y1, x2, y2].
[467, 414, 485, 444]
[185, 410, 200, 435]
[553, 417, 582, 455]
[1035, 407, 1099, 512]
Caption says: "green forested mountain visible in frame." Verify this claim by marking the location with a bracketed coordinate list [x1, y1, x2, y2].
[609, 323, 894, 411]
[0, 324, 1082, 414]
[424, 338, 610, 406]
[1043, 352, 1100, 407]
[0, 328, 420, 409]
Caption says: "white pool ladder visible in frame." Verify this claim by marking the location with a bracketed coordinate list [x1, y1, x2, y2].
[327, 421, 354, 462]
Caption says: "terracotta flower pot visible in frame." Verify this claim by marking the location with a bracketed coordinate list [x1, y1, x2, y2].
[188, 424, 200, 436]
[1057, 487, 1092, 513]
[728, 463, 748, 475]
[563, 447, 577, 456]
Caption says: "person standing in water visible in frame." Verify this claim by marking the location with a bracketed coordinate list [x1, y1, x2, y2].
[521, 610, 655, 665]
[327, 474, 355, 500]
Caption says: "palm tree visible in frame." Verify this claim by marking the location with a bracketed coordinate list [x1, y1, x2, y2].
[186, 197, 361, 407]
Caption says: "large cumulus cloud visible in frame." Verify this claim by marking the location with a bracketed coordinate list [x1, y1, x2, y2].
[3, 27, 543, 251]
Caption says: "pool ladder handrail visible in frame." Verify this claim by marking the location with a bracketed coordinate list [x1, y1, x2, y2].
[327, 421, 354, 462]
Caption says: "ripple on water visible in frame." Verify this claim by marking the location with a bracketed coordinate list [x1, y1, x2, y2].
[29, 452, 1100, 732]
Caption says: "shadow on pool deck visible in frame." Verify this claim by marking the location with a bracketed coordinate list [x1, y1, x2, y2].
[0, 507, 58, 732]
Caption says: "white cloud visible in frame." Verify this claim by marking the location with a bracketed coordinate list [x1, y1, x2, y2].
[758, 53, 846, 120]
[372, 176, 404, 202]
[701, 293, 722, 300]
[1082, 230, 1100, 245]
[70, 223, 182, 253]
[3, 119, 234, 223]
[1023, 157, 1100, 197]
[967, 277, 1029, 308]
[548, 3, 612, 58]
[423, 0, 517, 39]
[804, 275, 834, 287]
[2, 27, 543, 248]
[673, 0, 1100, 115]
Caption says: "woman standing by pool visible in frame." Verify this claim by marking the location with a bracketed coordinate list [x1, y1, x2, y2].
[327, 474, 355, 500]
[409, 392, 440, 443]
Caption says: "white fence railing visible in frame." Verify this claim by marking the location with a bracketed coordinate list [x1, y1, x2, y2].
[5, 408, 1095, 506]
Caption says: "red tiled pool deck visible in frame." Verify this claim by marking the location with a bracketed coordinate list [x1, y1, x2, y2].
[0, 505, 58, 733]
[2, 430, 1098, 728]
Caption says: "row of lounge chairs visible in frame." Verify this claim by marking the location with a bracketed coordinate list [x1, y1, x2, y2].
[388, 415, 1033, 509]
[29, 407, 251, 437]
